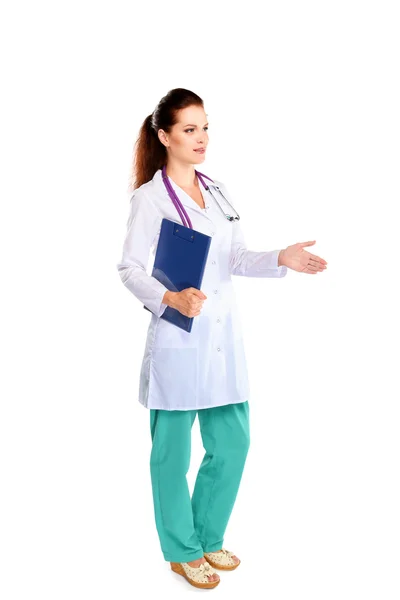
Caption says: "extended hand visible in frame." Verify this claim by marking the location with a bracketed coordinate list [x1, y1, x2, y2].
[279, 241, 327, 274]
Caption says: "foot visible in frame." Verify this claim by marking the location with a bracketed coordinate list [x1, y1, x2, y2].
[203, 547, 240, 571]
[212, 549, 240, 566]
[187, 556, 220, 582]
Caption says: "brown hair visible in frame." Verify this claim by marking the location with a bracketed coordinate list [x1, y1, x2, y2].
[128, 88, 204, 192]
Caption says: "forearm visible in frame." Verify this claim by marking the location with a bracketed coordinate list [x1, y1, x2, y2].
[162, 290, 178, 308]
[117, 262, 170, 317]
[230, 248, 287, 278]
[278, 249, 285, 267]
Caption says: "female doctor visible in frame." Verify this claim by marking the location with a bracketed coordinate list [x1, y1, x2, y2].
[116, 88, 328, 590]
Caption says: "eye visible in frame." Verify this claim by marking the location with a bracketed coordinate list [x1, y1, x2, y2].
[184, 127, 209, 133]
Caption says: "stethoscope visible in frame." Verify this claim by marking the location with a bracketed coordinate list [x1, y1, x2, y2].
[161, 164, 240, 230]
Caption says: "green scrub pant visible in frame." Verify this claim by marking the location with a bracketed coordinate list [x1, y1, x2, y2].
[149, 401, 250, 563]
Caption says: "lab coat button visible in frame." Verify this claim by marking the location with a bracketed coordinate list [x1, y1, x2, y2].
[212, 260, 216, 265]
[214, 289, 218, 294]
[210, 231, 215, 236]
[217, 347, 221, 352]
[217, 318, 221, 323]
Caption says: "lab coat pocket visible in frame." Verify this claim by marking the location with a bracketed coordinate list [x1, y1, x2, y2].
[150, 347, 198, 409]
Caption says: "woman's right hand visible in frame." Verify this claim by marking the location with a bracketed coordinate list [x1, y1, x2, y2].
[164, 288, 207, 317]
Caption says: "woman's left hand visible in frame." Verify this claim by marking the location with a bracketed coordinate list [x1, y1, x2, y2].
[279, 241, 328, 274]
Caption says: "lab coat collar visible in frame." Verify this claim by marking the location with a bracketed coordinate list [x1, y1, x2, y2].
[152, 168, 219, 215]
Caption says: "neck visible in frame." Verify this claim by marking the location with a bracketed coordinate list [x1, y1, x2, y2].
[165, 161, 198, 188]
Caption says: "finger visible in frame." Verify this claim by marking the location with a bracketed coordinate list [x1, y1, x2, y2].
[190, 289, 207, 299]
[307, 257, 327, 269]
[308, 259, 327, 271]
[190, 302, 204, 310]
[304, 264, 320, 272]
[308, 253, 328, 265]
[300, 240, 316, 248]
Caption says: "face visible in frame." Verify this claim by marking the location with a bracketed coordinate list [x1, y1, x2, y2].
[158, 105, 209, 165]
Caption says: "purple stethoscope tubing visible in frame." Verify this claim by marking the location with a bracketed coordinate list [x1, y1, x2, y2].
[161, 164, 240, 229]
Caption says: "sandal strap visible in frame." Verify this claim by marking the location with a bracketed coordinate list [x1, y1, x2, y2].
[206, 547, 234, 558]
[204, 548, 236, 565]
[181, 560, 217, 583]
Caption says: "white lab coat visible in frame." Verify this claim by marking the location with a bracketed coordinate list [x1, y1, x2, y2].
[116, 168, 287, 410]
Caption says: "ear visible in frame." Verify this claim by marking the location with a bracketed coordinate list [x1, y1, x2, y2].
[158, 129, 168, 147]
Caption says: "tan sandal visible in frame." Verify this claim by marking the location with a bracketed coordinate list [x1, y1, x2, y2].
[170, 560, 220, 589]
[203, 548, 241, 570]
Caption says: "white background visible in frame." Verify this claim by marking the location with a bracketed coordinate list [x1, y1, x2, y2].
[1, 1, 399, 598]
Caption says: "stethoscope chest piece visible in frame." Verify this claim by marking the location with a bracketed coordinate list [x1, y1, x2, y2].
[204, 182, 240, 222]
[161, 165, 240, 228]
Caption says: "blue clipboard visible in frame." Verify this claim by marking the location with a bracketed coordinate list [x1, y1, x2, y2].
[143, 218, 212, 332]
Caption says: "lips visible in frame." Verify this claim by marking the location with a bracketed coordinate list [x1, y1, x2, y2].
[194, 148, 205, 153]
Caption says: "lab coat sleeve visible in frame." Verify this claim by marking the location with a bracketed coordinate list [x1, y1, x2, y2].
[220, 182, 288, 278]
[116, 188, 169, 317]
